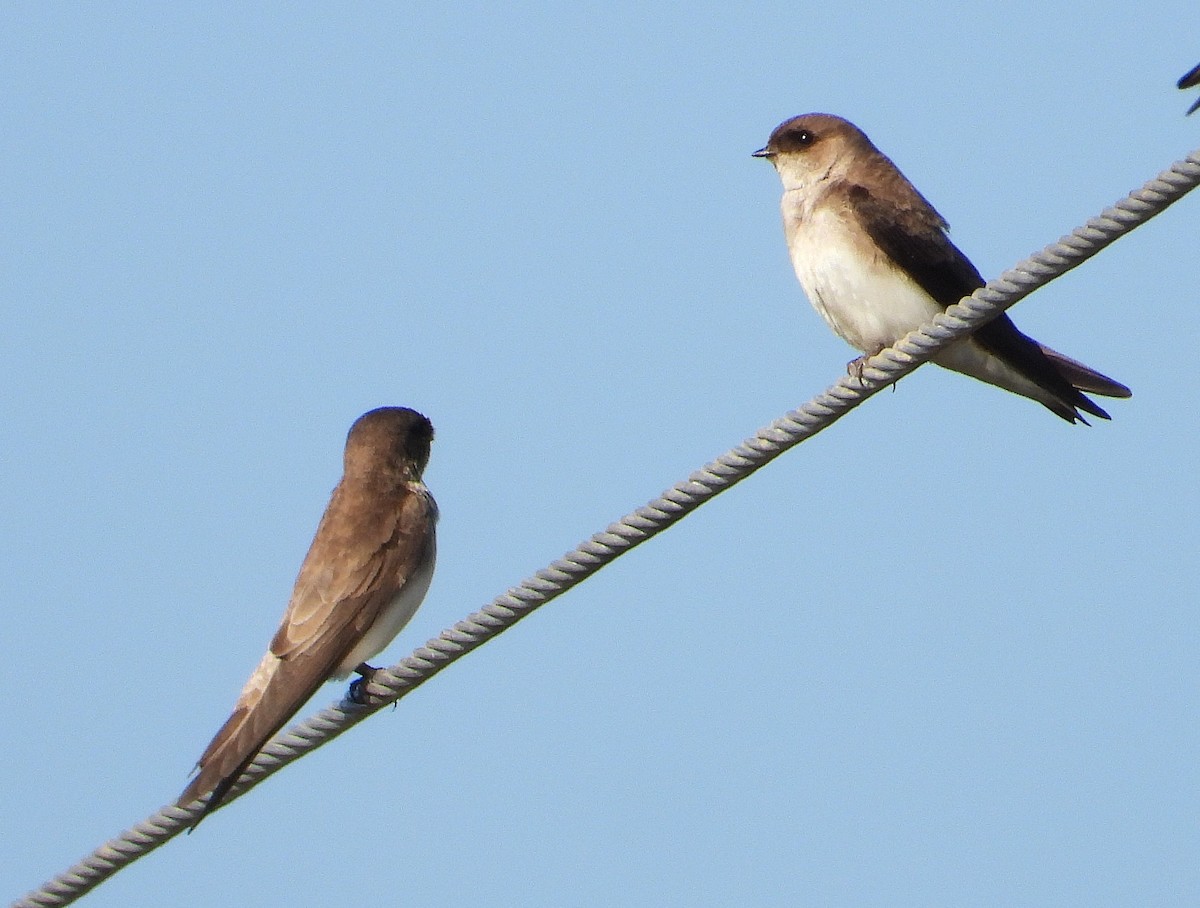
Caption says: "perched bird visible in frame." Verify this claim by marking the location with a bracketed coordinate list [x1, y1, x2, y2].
[178, 407, 438, 824]
[754, 114, 1130, 423]
[1179, 62, 1200, 115]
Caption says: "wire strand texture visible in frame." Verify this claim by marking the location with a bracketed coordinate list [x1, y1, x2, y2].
[13, 148, 1200, 908]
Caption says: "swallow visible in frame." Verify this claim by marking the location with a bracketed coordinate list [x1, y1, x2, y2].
[755, 114, 1131, 422]
[1179, 62, 1200, 115]
[178, 406, 437, 824]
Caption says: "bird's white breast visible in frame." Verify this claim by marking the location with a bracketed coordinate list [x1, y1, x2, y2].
[780, 193, 942, 354]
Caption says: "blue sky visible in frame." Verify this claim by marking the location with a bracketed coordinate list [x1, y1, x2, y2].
[4, 4, 1198, 906]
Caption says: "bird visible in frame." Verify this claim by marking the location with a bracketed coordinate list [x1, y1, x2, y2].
[1179, 63, 1200, 115]
[178, 406, 438, 825]
[754, 113, 1130, 424]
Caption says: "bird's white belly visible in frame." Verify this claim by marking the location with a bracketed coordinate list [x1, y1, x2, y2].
[331, 542, 437, 679]
[784, 205, 941, 354]
[333, 486, 439, 680]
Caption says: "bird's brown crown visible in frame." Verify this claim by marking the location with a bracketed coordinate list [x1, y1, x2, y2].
[759, 113, 873, 157]
[343, 406, 434, 481]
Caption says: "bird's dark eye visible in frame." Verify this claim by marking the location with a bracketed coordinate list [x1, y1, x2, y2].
[795, 129, 813, 146]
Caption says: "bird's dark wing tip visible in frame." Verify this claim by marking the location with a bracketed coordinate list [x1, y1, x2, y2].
[1179, 63, 1200, 113]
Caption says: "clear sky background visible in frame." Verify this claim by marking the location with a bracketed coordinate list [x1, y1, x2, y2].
[4, 4, 1198, 906]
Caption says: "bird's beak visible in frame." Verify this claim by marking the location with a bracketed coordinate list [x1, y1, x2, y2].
[751, 146, 772, 158]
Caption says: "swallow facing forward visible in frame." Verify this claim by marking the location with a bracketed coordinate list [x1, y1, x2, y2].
[754, 114, 1130, 423]
[179, 407, 437, 824]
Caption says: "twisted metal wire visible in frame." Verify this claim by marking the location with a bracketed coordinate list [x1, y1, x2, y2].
[13, 149, 1200, 908]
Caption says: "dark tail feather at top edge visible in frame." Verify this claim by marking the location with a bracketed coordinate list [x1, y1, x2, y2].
[1038, 346, 1132, 398]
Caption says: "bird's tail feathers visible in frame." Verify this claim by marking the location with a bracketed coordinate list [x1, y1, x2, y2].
[1038, 345, 1132, 399]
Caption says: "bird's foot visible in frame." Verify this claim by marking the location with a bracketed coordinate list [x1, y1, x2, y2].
[846, 347, 888, 388]
[347, 663, 380, 705]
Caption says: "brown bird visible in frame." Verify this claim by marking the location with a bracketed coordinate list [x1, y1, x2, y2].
[754, 114, 1131, 423]
[178, 407, 438, 825]
[1179, 63, 1200, 115]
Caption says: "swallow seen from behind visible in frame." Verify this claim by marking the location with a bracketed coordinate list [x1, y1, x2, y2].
[178, 406, 438, 824]
[754, 114, 1131, 423]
